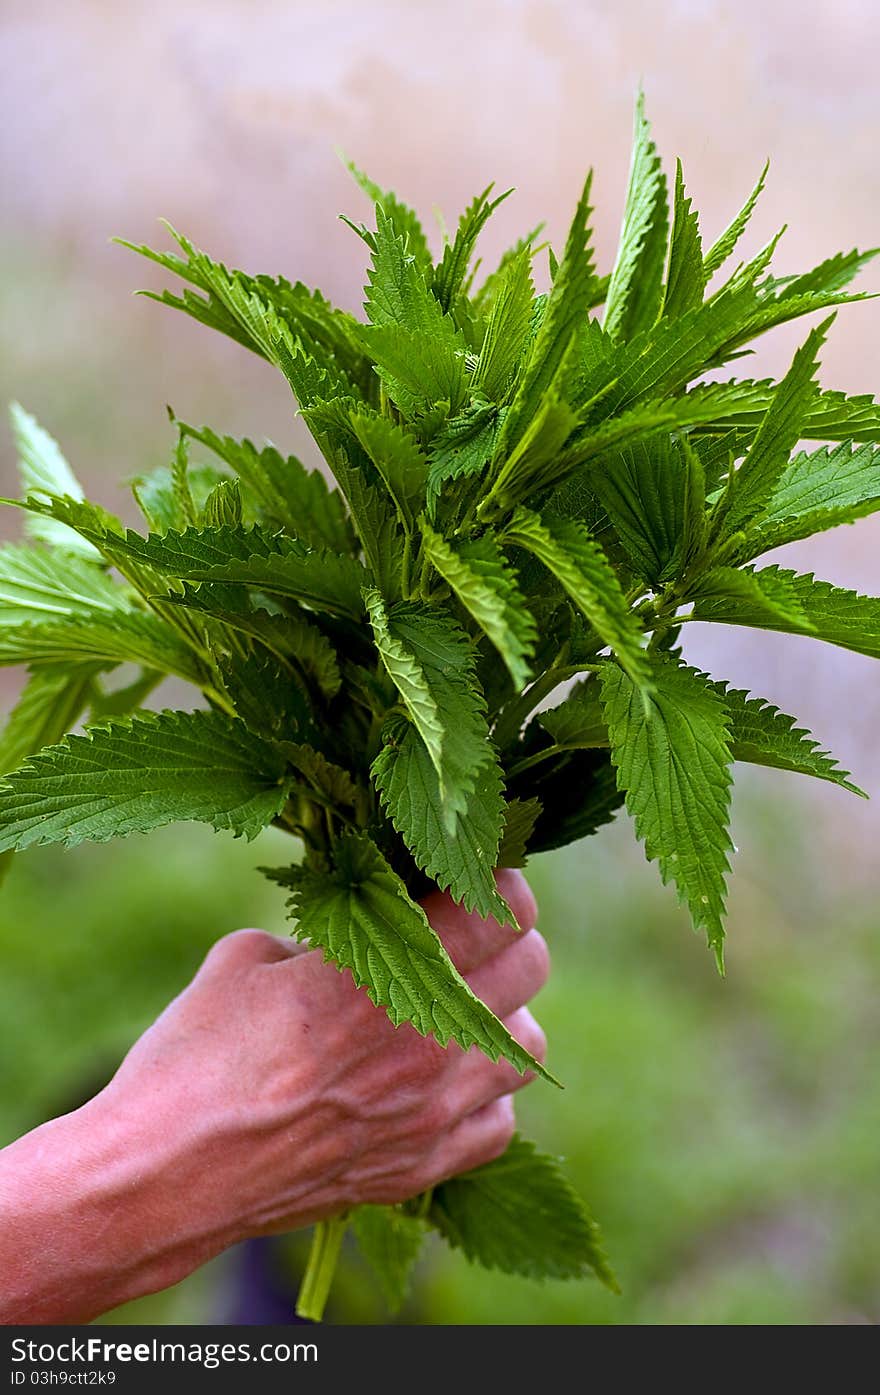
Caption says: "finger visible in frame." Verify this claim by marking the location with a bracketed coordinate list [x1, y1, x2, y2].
[465, 929, 550, 1019]
[424, 1095, 516, 1185]
[454, 1008, 547, 1112]
[419, 869, 538, 976]
[200, 928, 298, 975]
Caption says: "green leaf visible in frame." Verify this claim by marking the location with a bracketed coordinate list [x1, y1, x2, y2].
[482, 380, 578, 512]
[508, 747, 622, 855]
[219, 649, 312, 741]
[343, 158, 433, 273]
[9, 404, 99, 559]
[663, 159, 705, 318]
[433, 184, 512, 313]
[497, 796, 541, 868]
[170, 586, 341, 697]
[201, 478, 242, 530]
[774, 245, 879, 301]
[132, 460, 234, 536]
[364, 203, 465, 361]
[472, 250, 535, 403]
[420, 525, 536, 689]
[599, 659, 733, 964]
[0, 664, 101, 775]
[365, 591, 491, 826]
[687, 565, 811, 629]
[170, 433, 197, 528]
[690, 565, 880, 661]
[717, 318, 830, 533]
[348, 407, 429, 530]
[603, 93, 668, 341]
[429, 1134, 617, 1287]
[372, 716, 510, 923]
[588, 435, 689, 585]
[503, 507, 650, 687]
[0, 710, 293, 851]
[495, 172, 595, 464]
[0, 611, 205, 686]
[356, 322, 466, 418]
[283, 832, 554, 1079]
[537, 679, 607, 749]
[66, 523, 366, 621]
[0, 545, 129, 626]
[744, 441, 880, 555]
[426, 400, 500, 510]
[710, 681, 864, 796]
[180, 423, 357, 553]
[280, 743, 360, 813]
[702, 160, 769, 278]
[351, 1205, 425, 1315]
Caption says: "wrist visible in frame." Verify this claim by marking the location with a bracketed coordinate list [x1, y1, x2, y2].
[0, 1089, 235, 1324]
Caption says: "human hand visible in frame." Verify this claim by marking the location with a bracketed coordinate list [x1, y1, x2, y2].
[0, 870, 548, 1322]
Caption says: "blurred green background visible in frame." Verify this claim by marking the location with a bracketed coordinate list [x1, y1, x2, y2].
[1, 0, 879, 1326]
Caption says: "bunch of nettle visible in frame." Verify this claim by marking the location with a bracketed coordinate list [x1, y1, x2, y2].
[2, 99, 878, 1318]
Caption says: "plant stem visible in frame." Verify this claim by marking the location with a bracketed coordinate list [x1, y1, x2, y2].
[296, 1214, 349, 1322]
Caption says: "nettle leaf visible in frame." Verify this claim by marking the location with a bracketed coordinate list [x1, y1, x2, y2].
[365, 591, 491, 826]
[201, 478, 243, 531]
[433, 184, 512, 313]
[494, 171, 595, 462]
[716, 318, 830, 533]
[351, 1205, 425, 1315]
[600, 659, 733, 965]
[537, 679, 607, 749]
[0, 611, 205, 686]
[690, 565, 880, 660]
[9, 404, 99, 559]
[603, 92, 668, 341]
[687, 565, 810, 629]
[348, 407, 429, 530]
[709, 681, 864, 796]
[420, 525, 536, 689]
[426, 400, 500, 510]
[180, 423, 357, 553]
[663, 159, 705, 319]
[169, 585, 341, 698]
[0, 545, 129, 626]
[80, 524, 366, 621]
[744, 441, 880, 556]
[589, 436, 689, 585]
[0, 664, 101, 775]
[283, 832, 553, 1079]
[511, 748, 623, 855]
[372, 716, 510, 923]
[429, 1134, 617, 1287]
[219, 649, 312, 741]
[343, 158, 433, 273]
[472, 250, 535, 403]
[504, 507, 650, 687]
[0, 710, 293, 851]
[497, 796, 542, 868]
[702, 160, 768, 279]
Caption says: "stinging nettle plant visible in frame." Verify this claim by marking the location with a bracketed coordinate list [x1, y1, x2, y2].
[3, 95, 880, 1319]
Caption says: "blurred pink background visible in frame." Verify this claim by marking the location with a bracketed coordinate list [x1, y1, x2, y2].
[1, 0, 879, 869]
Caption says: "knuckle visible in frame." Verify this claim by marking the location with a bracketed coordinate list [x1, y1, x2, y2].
[484, 1096, 516, 1160]
[203, 927, 279, 970]
[524, 930, 551, 991]
[495, 869, 538, 931]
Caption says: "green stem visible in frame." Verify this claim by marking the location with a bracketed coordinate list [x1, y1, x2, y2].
[296, 1214, 349, 1322]
[505, 739, 606, 779]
